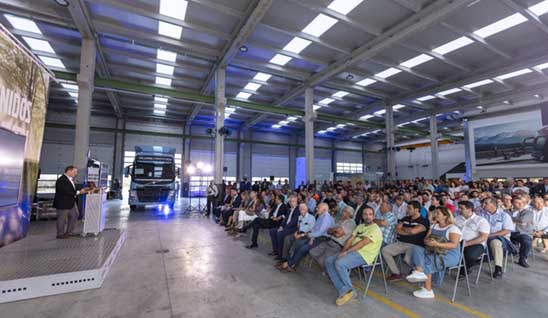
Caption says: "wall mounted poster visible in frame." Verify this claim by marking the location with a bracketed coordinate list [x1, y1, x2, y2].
[469, 108, 548, 170]
[0, 27, 50, 247]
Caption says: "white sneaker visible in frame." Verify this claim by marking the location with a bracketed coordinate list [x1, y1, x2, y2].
[413, 287, 435, 299]
[406, 271, 428, 283]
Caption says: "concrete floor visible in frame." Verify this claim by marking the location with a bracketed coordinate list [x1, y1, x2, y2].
[2, 198, 548, 318]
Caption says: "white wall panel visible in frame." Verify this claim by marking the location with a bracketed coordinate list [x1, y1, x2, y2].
[395, 144, 464, 179]
[336, 150, 362, 163]
[252, 154, 289, 178]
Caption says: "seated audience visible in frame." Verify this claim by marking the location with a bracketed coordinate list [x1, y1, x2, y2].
[382, 201, 430, 281]
[309, 206, 356, 270]
[455, 201, 489, 274]
[373, 202, 397, 246]
[270, 195, 299, 258]
[325, 207, 382, 306]
[279, 203, 316, 261]
[511, 196, 548, 267]
[242, 194, 287, 249]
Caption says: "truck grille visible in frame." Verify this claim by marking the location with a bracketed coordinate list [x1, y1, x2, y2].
[136, 189, 170, 202]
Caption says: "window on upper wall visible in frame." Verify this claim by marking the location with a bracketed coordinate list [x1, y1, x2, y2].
[336, 162, 363, 174]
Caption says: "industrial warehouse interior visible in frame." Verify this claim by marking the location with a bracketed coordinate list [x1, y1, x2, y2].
[1, 0, 548, 317]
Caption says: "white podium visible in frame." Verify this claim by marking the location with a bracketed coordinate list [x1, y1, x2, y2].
[83, 189, 107, 236]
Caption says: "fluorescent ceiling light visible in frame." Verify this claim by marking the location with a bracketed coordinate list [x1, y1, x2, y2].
[318, 130, 327, 134]
[279, 120, 289, 125]
[356, 78, 376, 86]
[495, 68, 532, 80]
[326, 127, 336, 131]
[313, 104, 322, 110]
[327, 0, 364, 15]
[417, 95, 435, 101]
[359, 114, 374, 120]
[438, 88, 461, 96]
[432, 36, 474, 55]
[38, 56, 65, 68]
[236, 92, 251, 99]
[154, 109, 166, 116]
[157, 49, 177, 62]
[244, 82, 261, 91]
[154, 103, 167, 110]
[474, 13, 527, 38]
[156, 63, 175, 75]
[332, 91, 349, 98]
[535, 62, 548, 70]
[400, 54, 433, 69]
[158, 21, 182, 39]
[4, 14, 41, 34]
[375, 68, 401, 79]
[393, 104, 405, 110]
[530, 1, 548, 16]
[61, 83, 78, 91]
[319, 98, 334, 105]
[302, 14, 338, 37]
[155, 76, 172, 86]
[374, 109, 386, 116]
[270, 54, 292, 66]
[154, 96, 168, 103]
[336, 124, 346, 128]
[272, 124, 281, 129]
[159, 0, 188, 21]
[254, 72, 271, 82]
[283, 37, 311, 54]
[22, 37, 54, 53]
[225, 107, 236, 113]
[68, 92, 78, 99]
[287, 116, 298, 122]
[463, 79, 494, 89]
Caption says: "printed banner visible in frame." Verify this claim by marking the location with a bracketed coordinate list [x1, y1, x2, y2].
[0, 28, 50, 247]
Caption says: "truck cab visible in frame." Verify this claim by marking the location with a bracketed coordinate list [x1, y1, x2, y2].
[523, 125, 548, 162]
[126, 146, 178, 211]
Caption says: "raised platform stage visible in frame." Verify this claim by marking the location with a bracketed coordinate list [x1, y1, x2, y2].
[0, 229, 125, 303]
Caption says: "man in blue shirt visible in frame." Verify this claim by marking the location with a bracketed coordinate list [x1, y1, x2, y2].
[307, 192, 317, 214]
[277, 203, 334, 272]
[279, 203, 316, 260]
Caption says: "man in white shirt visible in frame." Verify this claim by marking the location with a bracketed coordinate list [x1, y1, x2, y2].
[205, 180, 218, 217]
[511, 196, 548, 268]
[392, 196, 408, 220]
[512, 179, 530, 194]
[455, 201, 490, 274]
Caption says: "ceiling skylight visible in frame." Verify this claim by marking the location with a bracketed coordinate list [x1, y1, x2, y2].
[270, 54, 292, 66]
[302, 14, 338, 37]
[154, 103, 167, 110]
[374, 109, 386, 116]
[158, 21, 182, 39]
[154, 96, 168, 103]
[474, 13, 527, 38]
[154, 109, 166, 116]
[156, 63, 175, 75]
[437, 88, 461, 96]
[287, 116, 298, 122]
[417, 95, 435, 101]
[375, 68, 401, 79]
[318, 130, 327, 134]
[327, 0, 364, 15]
[400, 54, 433, 69]
[326, 127, 337, 132]
[534, 62, 548, 70]
[356, 78, 376, 86]
[319, 98, 334, 105]
[254, 72, 271, 82]
[4, 14, 41, 34]
[359, 114, 374, 120]
[159, 0, 188, 21]
[155, 76, 172, 86]
[244, 82, 261, 91]
[38, 56, 65, 68]
[22, 37, 55, 53]
[272, 124, 281, 129]
[495, 68, 532, 80]
[313, 105, 322, 111]
[530, 0, 548, 16]
[333, 91, 349, 98]
[279, 120, 289, 125]
[463, 79, 494, 89]
[236, 92, 252, 99]
[432, 36, 474, 55]
[393, 104, 405, 110]
[157, 49, 177, 62]
[283, 37, 311, 54]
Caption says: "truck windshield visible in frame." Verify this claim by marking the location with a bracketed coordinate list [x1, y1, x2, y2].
[133, 156, 174, 180]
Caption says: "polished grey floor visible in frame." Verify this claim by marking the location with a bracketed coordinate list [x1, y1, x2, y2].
[2, 198, 548, 318]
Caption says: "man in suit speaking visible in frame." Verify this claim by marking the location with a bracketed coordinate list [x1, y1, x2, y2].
[53, 166, 90, 239]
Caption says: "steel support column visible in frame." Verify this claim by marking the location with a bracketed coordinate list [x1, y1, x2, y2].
[304, 88, 315, 183]
[73, 38, 96, 175]
[214, 67, 226, 184]
[288, 134, 297, 189]
[430, 114, 440, 180]
[385, 104, 396, 181]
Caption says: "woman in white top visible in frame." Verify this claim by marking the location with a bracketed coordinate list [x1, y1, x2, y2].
[406, 206, 462, 299]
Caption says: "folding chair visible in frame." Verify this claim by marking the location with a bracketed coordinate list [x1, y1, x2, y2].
[442, 244, 471, 303]
[358, 254, 389, 300]
[503, 249, 515, 273]
[475, 246, 494, 285]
